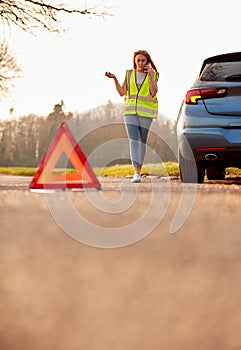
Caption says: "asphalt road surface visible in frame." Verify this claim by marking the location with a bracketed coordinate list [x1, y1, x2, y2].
[1, 174, 241, 350]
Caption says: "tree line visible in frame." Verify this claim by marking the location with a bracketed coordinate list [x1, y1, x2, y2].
[0, 100, 178, 167]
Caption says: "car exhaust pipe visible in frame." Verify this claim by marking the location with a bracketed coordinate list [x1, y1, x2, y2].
[205, 153, 217, 161]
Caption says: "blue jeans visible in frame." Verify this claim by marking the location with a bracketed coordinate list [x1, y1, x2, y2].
[124, 114, 153, 167]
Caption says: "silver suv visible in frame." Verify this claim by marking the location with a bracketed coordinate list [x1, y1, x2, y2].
[177, 51, 241, 183]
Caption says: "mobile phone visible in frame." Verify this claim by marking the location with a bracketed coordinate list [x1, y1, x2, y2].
[144, 62, 149, 72]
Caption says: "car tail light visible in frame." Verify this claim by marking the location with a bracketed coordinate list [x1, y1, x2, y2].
[195, 147, 226, 151]
[185, 88, 227, 104]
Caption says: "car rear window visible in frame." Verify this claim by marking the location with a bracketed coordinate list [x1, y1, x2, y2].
[200, 61, 241, 81]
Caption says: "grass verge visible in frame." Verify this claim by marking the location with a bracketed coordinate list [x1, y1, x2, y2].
[1, 164, 241, 177]
[0, 163, 180, 177]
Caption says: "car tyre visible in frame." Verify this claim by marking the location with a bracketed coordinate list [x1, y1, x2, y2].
[206, 166, 225, 180]
[178, 151, 205, 183]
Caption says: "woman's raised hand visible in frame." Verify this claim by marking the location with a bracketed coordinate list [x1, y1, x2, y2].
[105, 72, 116, 79]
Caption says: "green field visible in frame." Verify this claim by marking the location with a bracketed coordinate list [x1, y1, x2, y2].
[0, 163, 180, 177]
[1, 164, 241, 177]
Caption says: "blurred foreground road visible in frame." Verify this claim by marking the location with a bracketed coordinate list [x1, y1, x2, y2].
[1, 174, 241, 350]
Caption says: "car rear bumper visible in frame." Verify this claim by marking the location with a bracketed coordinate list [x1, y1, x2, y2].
[178, 127, 241, 167]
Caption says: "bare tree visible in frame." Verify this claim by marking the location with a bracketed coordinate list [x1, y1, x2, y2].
[0, 41, 21, 99]
[0, 0, 113, 34]
[0, 0, 113, 99]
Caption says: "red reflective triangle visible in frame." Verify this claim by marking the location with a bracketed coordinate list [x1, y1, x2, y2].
[29, 123, 101, 190]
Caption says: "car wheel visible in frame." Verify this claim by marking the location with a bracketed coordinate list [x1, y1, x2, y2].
[178, 151, 205, 183]
[206, 166, 225, 180]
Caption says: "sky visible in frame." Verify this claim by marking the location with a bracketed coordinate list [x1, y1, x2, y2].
[1, 0, 241, 121]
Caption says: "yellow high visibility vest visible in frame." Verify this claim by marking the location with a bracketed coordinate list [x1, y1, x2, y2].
[124, 69, 158, 118]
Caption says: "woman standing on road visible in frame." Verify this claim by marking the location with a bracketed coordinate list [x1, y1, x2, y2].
[105, 49, 159, 183]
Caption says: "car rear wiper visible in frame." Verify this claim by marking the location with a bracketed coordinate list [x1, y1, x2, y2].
[225, 74, 241, 81]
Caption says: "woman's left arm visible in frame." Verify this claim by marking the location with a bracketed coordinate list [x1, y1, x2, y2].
[148, 70, 158, 97]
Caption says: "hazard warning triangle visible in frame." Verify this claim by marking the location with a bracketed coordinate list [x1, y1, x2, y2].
[29, 123, 101, 190]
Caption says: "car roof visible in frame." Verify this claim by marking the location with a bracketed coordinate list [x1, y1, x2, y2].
[200, 51, 241, 75]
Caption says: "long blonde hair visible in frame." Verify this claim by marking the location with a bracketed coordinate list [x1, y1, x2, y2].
[133, 50, 158, 72]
